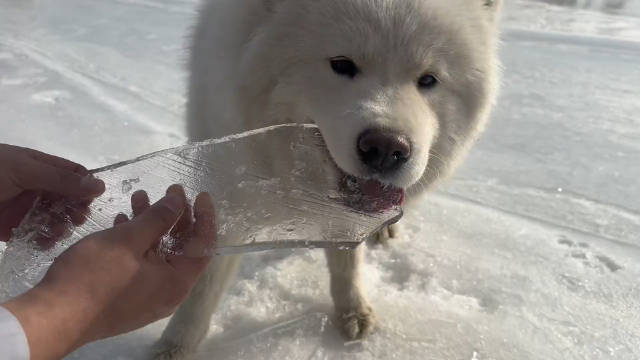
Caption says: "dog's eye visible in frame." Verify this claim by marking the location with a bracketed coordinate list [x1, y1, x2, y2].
[330, 57, 359, 78]
[417, 74, 438, 90]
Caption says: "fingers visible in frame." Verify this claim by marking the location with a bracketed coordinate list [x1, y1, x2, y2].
[190, 192, 216, 255]
[116, 186, 215, 266]
[13, 157, 105, 199]
[66, 202, 91, 226]
[113, 190, 148, 227]
[113, 189, 147, 227]
[166, 192, 215, 276]
[131, 191, 150, 217]
[120, 189, 185, 253]
[167, 185, 193, 239]
[113, 214, 129, 226]
[24, 148, 89, 175]
[0, 191, 39, 242]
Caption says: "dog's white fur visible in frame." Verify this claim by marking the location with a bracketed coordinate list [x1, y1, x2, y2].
[153, 0, 501, 358]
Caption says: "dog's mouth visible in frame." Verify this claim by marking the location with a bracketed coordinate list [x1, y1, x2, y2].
[309, 126, 404, 213]
[338, 173, 404, 213]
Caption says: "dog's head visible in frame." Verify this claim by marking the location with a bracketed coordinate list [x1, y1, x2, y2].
[245, 0, 501, 198]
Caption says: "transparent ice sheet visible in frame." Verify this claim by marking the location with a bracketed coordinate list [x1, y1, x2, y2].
[0, 124, 402, 298]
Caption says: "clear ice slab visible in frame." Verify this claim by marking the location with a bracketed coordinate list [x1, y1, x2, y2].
[0, 124, 402, 298]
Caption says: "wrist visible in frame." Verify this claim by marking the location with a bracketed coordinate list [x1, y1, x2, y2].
[2, 283, 97, 360]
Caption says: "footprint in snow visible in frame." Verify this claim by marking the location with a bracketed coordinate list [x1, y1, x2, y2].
[556, 235, 622, 273]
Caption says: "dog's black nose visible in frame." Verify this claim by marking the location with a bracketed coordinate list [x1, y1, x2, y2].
[358, 129, 411, 173]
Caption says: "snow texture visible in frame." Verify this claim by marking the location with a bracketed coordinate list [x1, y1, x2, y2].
[0, 0, 639, 359]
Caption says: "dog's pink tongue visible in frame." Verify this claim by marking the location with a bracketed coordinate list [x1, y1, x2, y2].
[360, 179, 405, 207]
[360, 179, 386, 197]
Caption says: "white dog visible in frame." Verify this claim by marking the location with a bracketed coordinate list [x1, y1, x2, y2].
[154, 0, 501, 358]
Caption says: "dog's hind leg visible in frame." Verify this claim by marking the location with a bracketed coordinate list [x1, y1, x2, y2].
[325, 245, 376, 340]
[151, 254, 242, 360]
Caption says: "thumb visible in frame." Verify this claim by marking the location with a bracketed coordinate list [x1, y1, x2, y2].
[14, 157, 105, 198]
[166, 192, 216, 277]
[122, 192, 185, 253]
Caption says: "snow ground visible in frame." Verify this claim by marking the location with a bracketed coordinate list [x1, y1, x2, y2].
[0, 0, 639, 359]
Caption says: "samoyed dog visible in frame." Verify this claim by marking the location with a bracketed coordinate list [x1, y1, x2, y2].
[154, 0, 502, 358]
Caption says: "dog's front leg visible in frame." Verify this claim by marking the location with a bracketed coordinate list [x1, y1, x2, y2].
[325, 245, 375, 340]
[152, 254, 242, 360]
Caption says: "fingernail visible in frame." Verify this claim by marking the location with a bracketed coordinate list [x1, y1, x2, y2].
[81, 175, 105, 194]
[164, 193, 183, 214]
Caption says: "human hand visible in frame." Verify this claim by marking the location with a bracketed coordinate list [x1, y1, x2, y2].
[2, 185, 216, 360]
[0, 144, 105, 242]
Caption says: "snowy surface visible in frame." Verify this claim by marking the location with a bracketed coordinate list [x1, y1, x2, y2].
[1, 0, 639, 359]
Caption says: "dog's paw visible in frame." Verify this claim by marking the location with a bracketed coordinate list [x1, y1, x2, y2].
[149, 341, 191, 360]
[371, 223, 402, 247]
[338, 305, 376, 340]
